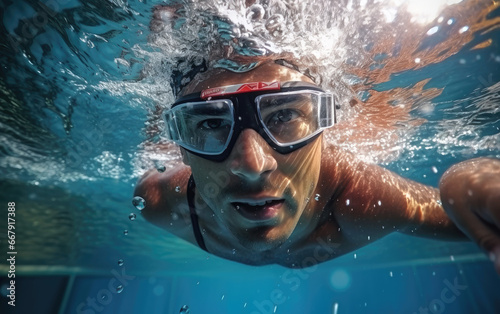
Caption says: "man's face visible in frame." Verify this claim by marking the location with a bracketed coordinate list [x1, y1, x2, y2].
[180, 62, 324, 250]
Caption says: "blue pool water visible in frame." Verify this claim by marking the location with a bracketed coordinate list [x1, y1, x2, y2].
[1, 0, 500, 313]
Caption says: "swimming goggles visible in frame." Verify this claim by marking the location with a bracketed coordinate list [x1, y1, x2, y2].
[163, 81, 336, 162]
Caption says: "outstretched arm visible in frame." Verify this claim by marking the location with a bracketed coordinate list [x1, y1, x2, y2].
[323, 149, 467, 247]
[439, 157, 500, 273]
[336, 153, 500, 274]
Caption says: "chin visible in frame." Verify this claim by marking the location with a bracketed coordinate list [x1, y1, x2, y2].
[237, 225, 290, 252]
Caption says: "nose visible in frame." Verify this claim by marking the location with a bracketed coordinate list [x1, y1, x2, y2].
[228, 129, 278, 181]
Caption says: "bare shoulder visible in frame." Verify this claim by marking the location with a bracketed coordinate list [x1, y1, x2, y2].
[133, 164, 194, 237]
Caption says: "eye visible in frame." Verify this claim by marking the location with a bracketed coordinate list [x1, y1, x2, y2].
[199, 118, 230, 130]
[268, 109, 300, 124]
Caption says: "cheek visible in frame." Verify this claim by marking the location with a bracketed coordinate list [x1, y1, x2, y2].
[279, 139, 322, 180]
[188, 157, 229, 204]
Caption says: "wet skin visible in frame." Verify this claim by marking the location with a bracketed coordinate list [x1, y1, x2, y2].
[135, 62, 500, 270]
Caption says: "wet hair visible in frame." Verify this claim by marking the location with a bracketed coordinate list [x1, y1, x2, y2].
[149, 4, 319, 99]
[170, 57, 208, 98]
[171, 56, 317, 99]
[273, 58, 317, 83]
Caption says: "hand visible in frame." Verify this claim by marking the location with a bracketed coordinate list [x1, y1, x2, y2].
[439, 158, 500, 274]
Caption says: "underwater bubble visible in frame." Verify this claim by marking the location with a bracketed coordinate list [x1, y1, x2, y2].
[232, 249, 236, 255]
[157, 165, 166, 173]
[123, 229, 128, 236]
[180, 305, 190, 313]
[419, 102, 434, 114]
[431, 303, 441, 312]
[459, 26, 469, 33]
[330, 269, 351, 291]
[116, 285, 124, 293]
[415, 58, 421, 63]
[431, 166, 438, 173]
[333, 302, 339, 314]
[377, 200, 382, 206]
[175, 186, 181, 193]
[315, 194, 320, 201]
[230, 26, 241, 38]
[153, 285, 164, 296]
[118, 259, 124, 266]
[132, 196, 146, 210]
[265, 14, 284, 31]
[246, 4, 265, 21]
[129, 213, 137, 221]
[353, 253, 357, 259]
[426, 26, 439, 36]
[346, 199, 350, 206]
[367, 236, 371, 240]
[450, 255, 455, 261]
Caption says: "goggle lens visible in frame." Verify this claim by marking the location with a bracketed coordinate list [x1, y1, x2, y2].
[258, 92, 321, 145]
[165, 100, 234, 154]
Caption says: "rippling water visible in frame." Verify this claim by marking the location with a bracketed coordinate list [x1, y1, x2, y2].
[0, 0, 499, 273]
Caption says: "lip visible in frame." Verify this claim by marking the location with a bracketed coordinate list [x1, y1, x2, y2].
[231, 197, 285, 221]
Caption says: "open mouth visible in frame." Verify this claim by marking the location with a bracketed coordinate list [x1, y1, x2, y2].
[232, 199, 285, 221]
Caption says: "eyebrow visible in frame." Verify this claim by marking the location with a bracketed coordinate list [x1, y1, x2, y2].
[260, 94, 311, 108]
[180, 104, 231, 116]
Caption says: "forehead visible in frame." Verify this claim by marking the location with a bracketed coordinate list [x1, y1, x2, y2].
[181, 62, 314, 96]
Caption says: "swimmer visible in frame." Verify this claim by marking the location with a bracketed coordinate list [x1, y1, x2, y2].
[134, 60, 500, 271]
